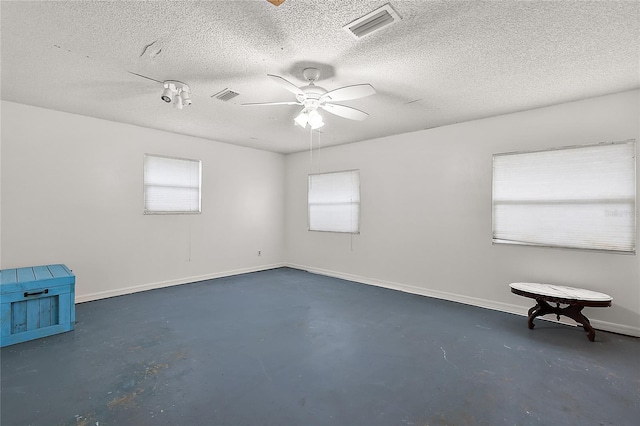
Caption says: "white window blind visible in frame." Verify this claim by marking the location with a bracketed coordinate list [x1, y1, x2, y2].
[492, 140, 636, 253]
[308, 170, 360, 233]
[144, 154, 201, 214]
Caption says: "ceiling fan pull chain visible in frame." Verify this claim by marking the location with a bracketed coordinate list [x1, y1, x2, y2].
[316, 129, 321, 171]
[309, 126, 313, 170]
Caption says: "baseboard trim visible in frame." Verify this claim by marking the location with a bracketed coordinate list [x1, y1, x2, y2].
[75, 263, 286, 303]
[286, 263, 640, 338]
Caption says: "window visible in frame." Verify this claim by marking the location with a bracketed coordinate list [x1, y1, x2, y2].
[308, 170, 360, 233]
[492, 140, 636, 253]
[143, 154, 201, 214]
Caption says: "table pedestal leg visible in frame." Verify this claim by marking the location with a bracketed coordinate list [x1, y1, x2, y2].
[527, 299, 596, 342]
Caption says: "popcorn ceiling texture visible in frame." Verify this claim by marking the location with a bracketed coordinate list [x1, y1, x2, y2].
[1, 1, 638, 153]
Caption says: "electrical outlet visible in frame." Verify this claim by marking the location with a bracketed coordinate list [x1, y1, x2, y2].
[258, 250, 262, 256]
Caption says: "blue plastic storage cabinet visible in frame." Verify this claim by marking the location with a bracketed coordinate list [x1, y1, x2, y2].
[1, 264, 75, 347]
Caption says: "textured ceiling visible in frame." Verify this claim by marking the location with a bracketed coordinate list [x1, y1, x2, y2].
[1, 1, 639, 154]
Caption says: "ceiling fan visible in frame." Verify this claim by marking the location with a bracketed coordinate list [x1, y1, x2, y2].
[242, 68, 376, 129]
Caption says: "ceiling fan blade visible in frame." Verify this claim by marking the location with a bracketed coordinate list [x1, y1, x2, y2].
[241, 101, 301, 106]
[127, 71, 163, 84]
[267, 74, 305, 97]
[321, 103, 369, 121]
[320, 84, 376, 102]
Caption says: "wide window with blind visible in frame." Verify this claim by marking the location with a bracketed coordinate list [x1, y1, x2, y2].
[308, 170, 360, 233]
[492, 140, 636, 253]
[143, 154, 202, 214]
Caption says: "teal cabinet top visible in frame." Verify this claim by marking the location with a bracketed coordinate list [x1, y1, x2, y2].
[0, 264, 75, 294]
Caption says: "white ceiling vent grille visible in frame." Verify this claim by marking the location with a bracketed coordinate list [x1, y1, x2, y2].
[344, 4, 400, 39]
[212, 88, 239, 101]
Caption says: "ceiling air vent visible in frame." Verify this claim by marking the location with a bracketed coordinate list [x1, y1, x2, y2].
[212, 88, 239, 101]
[343, 3, 400, 39]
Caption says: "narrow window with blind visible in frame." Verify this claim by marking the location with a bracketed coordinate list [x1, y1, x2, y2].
[308, 170, 360, 233]
[492, 140, 636, 253]
[143, 154, 202, 214]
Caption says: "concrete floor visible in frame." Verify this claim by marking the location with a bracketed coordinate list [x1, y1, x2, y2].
[1, 267, 639, 425]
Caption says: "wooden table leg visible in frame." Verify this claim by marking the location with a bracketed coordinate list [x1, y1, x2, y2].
[527, 304, 539, 329]
[561, 304, 596, 342]
[526, 299, 596, 341]
[527, 300, 553, 330]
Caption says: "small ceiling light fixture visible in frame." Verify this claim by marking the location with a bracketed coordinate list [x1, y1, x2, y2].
[174, 94, 184, 110]
[161, 87, 173, 103]
[161, 80, 191, 109]
[180, 90, 192, 106]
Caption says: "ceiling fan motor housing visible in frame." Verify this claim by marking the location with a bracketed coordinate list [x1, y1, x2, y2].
[298, 85, 327, 104]
[297, 68, 327, 107]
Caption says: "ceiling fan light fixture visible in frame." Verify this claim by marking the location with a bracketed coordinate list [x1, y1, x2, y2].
[308, 109, 324, 129]
[294, 110, 309, 128]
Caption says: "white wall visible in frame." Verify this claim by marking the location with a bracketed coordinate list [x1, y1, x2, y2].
[285, 90, 640, 336]
[0, 102, 3, 268]
[2, 92, 638, 336]
[1, 101, 285, 301]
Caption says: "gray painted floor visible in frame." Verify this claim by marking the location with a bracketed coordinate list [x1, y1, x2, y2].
[1, 267, 639, 425]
